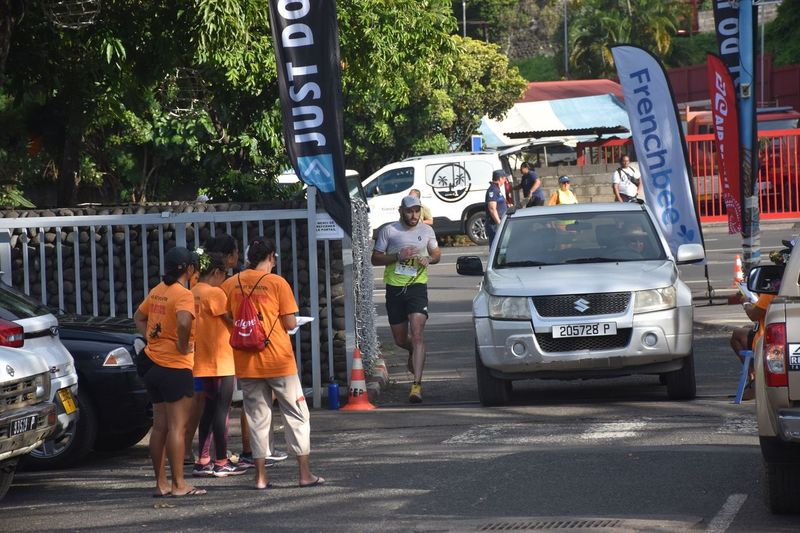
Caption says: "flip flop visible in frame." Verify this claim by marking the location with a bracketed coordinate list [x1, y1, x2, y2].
[172, 487, 207, 497]
[299, 477, 325, 488]
[152, 491, 172, 498]
[254, 482, 274, 490]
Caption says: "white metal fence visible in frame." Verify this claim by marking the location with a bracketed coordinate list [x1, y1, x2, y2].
[0, 189, 353, 407]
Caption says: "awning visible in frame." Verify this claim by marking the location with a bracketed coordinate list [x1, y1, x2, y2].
[479, 94, 631, 149]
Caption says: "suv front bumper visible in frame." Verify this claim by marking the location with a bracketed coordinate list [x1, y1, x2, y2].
[475, 305, 693, 377]
[0, 402, 57, 462]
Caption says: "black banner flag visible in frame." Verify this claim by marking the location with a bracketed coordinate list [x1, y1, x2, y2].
[268, 0, 351, 236]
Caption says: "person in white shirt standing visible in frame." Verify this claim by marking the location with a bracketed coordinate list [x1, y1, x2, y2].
[612, 155, 643, 203]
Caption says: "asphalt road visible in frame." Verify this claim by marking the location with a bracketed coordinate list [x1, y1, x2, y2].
[4, 222, 800, 532]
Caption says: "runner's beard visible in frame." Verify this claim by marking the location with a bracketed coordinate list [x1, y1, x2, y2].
[401, 210, 420, 227]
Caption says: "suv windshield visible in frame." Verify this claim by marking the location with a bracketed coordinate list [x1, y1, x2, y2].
[493, 211, 667, 268]
[0, 282, 50, 321]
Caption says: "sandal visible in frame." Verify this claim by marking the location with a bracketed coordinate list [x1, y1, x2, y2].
[172, 487, 207, 497]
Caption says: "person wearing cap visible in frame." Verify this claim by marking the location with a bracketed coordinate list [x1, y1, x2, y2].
[519, 162, 544, 207]
[548, 175, 578, 206]
[371, 195, 441, 403]
[485, 169, 509, 245]
[612, 155, 642, 203]
[134, 246, 205, 497]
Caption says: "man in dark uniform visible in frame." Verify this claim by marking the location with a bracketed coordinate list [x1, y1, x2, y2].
[519, 162, 544, 207]
[485, 169, 508, 245]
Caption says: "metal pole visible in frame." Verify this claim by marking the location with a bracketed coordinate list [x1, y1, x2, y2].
[462, 1, 466, 38]
[760, 4, 764, 106]
[563, 0, 568, 77]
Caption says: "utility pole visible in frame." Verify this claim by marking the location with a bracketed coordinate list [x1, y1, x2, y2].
[462, 1, 466, 38]
[563, 0, 568, 77]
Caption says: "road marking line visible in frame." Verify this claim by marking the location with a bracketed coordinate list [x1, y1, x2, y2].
[705, 493, 747, 533]
[580, 421, 646, 440]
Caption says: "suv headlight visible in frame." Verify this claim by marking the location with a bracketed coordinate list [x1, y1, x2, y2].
[488, 296, 532, 320]
[103, 347, 135, 367]
[634, 286, 676, 313]
[34, 371, 51, 400]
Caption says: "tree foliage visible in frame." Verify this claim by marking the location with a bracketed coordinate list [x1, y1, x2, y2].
[0, 0, 525, 207]
[765, 0, 800, 67]
[554, 0, 688, 79]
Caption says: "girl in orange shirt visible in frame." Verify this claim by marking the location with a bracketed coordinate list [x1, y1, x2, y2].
[134, 247, 205, 497]
[222, 238, 324, 490]
[190, 251, 245, 478]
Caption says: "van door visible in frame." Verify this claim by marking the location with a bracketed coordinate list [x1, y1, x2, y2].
[363, 166, 415, 230]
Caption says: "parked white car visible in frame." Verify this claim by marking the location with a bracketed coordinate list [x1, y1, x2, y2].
[0, 344, 56, 500]
[0, 282, 79, 468]
[457, 202, 705, 406]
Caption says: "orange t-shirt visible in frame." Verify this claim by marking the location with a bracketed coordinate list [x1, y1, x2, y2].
[137, 282, 196, 370]
[752, 293, 776, 346]
[222, 270, 299, 379]
[191, 282, 235, 377]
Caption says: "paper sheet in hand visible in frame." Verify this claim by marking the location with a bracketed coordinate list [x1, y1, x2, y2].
[289, 316, 314, 335]
[737, 282, 758, 303]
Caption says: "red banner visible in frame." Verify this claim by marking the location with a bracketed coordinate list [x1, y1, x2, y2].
[707, 53, 742, 234]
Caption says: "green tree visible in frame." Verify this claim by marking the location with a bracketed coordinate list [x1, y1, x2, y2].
[557, 0, 688, 78]
[765, 0, 800, 66]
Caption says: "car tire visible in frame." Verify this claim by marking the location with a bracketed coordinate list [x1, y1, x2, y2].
[466, 212, 488, 246]
[94, 425, 151, 452]
[0, 459, 17, 501]
[24, 392, 97, 470]
[475, 344, 511, 406]
[763, 460, 800, 514]
[664, 352, 696, 400]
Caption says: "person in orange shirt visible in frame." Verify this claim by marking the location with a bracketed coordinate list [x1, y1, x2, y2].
[190, 251, 245, 478]
[184, 234, 243, 465]
[222, 238, 324, 490]
[134, 247, 205, 497]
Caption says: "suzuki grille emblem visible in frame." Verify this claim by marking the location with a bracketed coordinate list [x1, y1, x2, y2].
[574, 298, 590, 313]
[6, 365, 14, 377]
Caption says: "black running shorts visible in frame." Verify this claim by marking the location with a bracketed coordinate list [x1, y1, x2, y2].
[385, 284, 429, 325]
[143, 364, 194, 404]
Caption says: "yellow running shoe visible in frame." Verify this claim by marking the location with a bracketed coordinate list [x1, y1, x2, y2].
[409, 383, 423, 403]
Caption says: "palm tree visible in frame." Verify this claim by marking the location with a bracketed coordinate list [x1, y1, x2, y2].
[566, 0, 688, 78]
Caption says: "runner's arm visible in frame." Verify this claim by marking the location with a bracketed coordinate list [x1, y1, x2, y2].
[176, 310, 193, 354]
[133, 309, 148, 337]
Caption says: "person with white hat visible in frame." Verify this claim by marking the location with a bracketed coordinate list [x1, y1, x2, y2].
[371, 195, 441, 403]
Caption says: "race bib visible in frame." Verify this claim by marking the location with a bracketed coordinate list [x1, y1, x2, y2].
[395, 260, 418, 277]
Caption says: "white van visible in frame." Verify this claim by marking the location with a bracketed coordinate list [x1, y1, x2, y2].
[362, 151, 516, 244]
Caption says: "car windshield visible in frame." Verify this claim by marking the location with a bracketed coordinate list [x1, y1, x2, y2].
[493, 211, 667, 268]
[0, 282, 51, 321]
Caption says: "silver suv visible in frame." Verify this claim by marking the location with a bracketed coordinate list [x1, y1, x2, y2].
[747, 256, 800, 514]
[457, 202, 704, 406]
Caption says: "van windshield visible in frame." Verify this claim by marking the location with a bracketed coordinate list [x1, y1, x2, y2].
[493, 211, 667, 268]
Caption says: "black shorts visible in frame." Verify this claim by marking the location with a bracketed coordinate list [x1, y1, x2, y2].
[143, 364, 194, 404]
[385, 284, 429, 325]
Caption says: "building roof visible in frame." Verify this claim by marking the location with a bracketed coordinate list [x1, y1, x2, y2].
[479, 94, 631, 149]
[520, 79, 624, 102]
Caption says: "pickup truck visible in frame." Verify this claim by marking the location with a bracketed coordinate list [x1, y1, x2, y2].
[748, 255, 800, 514]
[0, 345, 56, 500]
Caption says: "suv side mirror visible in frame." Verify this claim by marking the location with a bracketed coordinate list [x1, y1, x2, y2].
[456, 256, 484, 276]
[747, 264, 784, 294]
[676, 243, 705, 264]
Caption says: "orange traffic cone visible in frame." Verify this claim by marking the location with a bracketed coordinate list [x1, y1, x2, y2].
[733, 254, 744, 286]
[340, 347, 376, 411]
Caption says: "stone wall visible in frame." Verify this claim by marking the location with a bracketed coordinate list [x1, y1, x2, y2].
[0, 200, 348, 387]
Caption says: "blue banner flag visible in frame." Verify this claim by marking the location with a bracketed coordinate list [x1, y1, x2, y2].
[268, 0, 351, 235]
[611, 45, 704, 257]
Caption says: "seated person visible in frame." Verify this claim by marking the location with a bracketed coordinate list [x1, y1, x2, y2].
[610, 226, 648, 259]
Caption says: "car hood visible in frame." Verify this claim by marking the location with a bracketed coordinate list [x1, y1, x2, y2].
[485, 260, 677, 296]
[57, 315, 140, 344]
